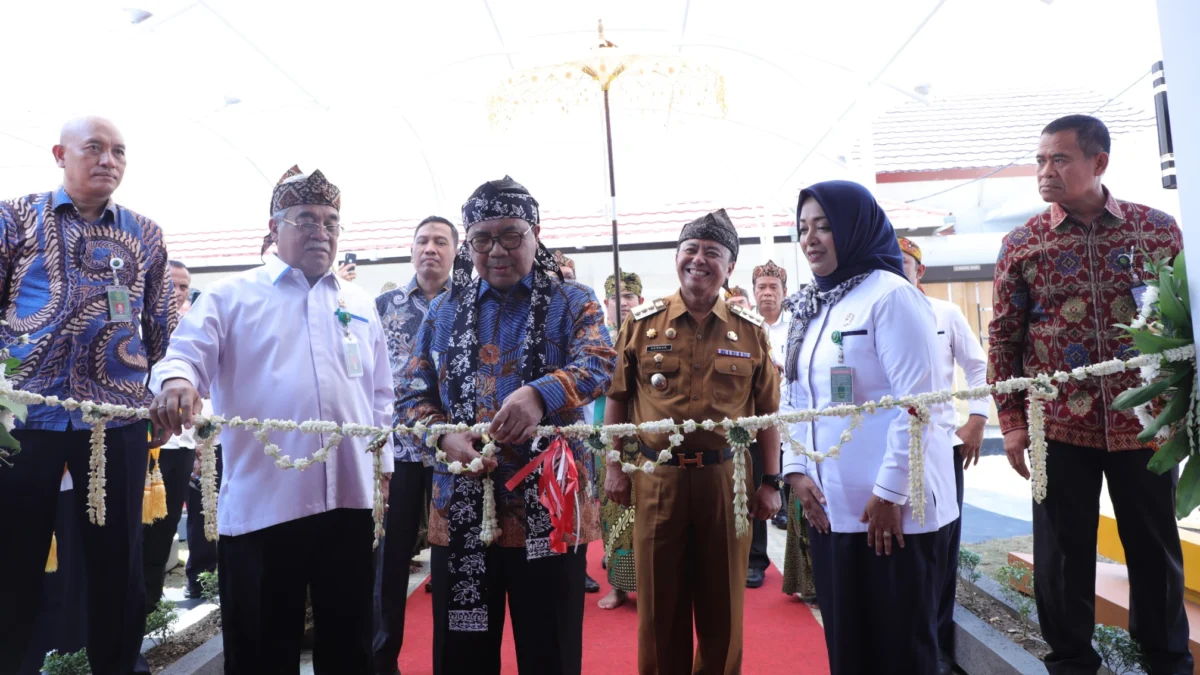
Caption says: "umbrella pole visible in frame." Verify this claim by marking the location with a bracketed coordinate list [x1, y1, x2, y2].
[603, 87, 622, 314]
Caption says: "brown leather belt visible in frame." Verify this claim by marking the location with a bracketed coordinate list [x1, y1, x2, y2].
[639, 444, 734, 468]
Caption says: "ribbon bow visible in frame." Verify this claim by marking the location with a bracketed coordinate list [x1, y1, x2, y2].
[505, 437, 581, 553]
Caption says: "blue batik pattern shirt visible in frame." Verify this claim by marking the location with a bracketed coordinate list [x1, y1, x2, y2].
[376, 275, 449, 463]
[400, 272, 615, 548]
[0, 187, 175, 430]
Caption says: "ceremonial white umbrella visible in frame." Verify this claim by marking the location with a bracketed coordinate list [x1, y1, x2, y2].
[488, 20, 727, 302]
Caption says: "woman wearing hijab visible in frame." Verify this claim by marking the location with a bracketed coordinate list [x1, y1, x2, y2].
[780, 180, 959, 674]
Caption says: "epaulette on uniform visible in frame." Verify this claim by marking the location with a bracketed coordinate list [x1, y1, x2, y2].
[631, 298, 667, 321]
[728, 302, 765, 328]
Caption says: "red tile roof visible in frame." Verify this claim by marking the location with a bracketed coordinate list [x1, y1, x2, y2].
[868, 88, 1155, 174]
[166, 199, 949, 267]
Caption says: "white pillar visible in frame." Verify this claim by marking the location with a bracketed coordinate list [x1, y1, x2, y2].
[1156, 1, 1200, 324]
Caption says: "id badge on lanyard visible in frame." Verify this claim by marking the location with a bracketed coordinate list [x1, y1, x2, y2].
[106, 257, 132, 323]
[336, 302, 364, 378]
[830, 366, 855, 404]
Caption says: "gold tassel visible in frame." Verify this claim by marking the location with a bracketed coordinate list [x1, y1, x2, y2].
[143, 446, 166, 524]
[45, 533, 58, 573]
[150, 451, 167, 521]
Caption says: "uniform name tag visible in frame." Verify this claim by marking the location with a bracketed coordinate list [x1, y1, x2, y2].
[717, 349, 751, 358]
[107, 286, 132, 322]
[647, 344, 672, 352]
[343, 335, 364, 378]
[831, 366, 855, 403]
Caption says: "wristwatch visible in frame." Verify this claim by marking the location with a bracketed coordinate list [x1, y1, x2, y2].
[761, 474, 784, 491]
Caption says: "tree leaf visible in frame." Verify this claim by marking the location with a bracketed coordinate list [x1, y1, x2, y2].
[1175, 457, 1200, 520]
[1158, 265, 1191, 336]
[1111, 379, 1171, 411]
[0, 399, 27, 423]
[1131, 329, 1191, 355]
[0, 426, 19, 451]
[1148, 431, 1189, 474]
[1138, 369, 1195, 442]
[1175, 252, 1190, 310]
[2, 357, 18, 376]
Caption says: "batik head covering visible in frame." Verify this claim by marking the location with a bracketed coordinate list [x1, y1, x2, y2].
[552, 250, 575, 273]
[262, 165, 342, 256]
[784, 180, 905, 382]
[604, 269, 642, 299]
[897, 237, 922, 264]
[752, 260, 787, 290]
[442, 176, 562, 634]
[677, 208, 739, 261]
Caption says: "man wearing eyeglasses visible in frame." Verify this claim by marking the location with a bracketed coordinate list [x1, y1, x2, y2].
[399, 176, 615, 675]
[149, 166, 395, 674]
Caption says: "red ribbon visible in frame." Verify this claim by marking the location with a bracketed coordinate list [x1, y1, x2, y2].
[505, 437, 580, 553]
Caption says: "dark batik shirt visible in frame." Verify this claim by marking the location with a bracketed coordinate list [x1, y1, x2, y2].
[376, 275, 448, 463]
[0, 187, 176, 430]
[400, 272, 616, 548]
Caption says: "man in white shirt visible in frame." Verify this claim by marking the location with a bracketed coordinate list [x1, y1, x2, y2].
[898, 237, 991, 675]
[149, 166, 394, 674]
[753, 260, 791, 530]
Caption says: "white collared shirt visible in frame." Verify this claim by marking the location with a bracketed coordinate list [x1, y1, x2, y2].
[781, 271, 958, 534]
[151, 256, 394, 536]
[763, 309, 791, 369]
[927, 296, 992, 442]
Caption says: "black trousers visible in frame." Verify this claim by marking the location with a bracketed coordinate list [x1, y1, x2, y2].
[142, 447, 195, 612]
[373, 461, 433, 674]
[431, 543, 587, 675]
[935, 445, 965, 656]
[1034, 442, 1192, 675]
[747, 442, 769, 572]
[17, 489, 88, 675]
[0, 422, 149, 675]
[184, 445, 221, 590]
[809, 523, 947, 675]
[218, 509, 375, 675]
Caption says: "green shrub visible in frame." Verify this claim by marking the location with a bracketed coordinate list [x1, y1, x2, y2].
[995, 564, 1035, 638]
[144, 598, 178, 646]
[1094, 624, 1148, 675]
[41, 649, 90, 675]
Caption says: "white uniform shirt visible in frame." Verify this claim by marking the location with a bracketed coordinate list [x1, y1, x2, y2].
[927, 296, 992, 443]
[781, 270, 958, 534]
[763, 309, 791, 370]
[151, 255, 395, 536]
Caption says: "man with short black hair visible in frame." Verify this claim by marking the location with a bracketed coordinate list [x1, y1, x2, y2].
[990, 114, 1192, 674]
[0, 116, 175, 675]
[373, 214, 457, 674]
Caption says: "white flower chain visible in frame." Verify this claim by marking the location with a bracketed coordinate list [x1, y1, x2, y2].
[195, 425, 222, 542]
[4, 347, 1190, 535]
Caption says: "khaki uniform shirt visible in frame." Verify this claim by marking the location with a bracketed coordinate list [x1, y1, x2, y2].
[608, 291, 780, 451]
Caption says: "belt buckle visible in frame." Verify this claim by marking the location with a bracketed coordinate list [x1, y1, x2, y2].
[678, 453, 704, 469]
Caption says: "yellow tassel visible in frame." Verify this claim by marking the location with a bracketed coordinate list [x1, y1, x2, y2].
[143, 446, 163, 524]
[150, 464, 167, 521]
[45, 533, 58, 573]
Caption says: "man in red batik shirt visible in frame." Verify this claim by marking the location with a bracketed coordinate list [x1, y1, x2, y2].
[989, 114, 1192, 675]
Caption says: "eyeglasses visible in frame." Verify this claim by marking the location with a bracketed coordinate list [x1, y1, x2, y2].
[467, 224, 532, 254]
[279, 218, 343, 237]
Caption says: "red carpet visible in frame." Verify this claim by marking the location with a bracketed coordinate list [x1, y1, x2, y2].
[398, 545, 829, 673]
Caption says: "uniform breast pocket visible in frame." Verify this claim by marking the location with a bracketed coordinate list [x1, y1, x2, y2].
[839, 328, 874, 363]
[712, 356, 752, 403]
[639, 355, 681, 398]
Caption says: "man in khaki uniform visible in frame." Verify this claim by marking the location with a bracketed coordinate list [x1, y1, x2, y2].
[605, 209, 783, 675]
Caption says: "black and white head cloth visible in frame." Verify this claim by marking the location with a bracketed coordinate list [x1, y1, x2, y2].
[442, 176, 561, 633]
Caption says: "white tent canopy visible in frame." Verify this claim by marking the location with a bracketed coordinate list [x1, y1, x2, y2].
[0, 0, 1169, 238]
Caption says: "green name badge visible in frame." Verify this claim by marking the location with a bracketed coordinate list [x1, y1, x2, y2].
[830, 366, 855, 404]
[106, 285, 132, 322]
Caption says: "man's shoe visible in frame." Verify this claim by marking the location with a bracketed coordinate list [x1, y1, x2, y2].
[425, 580, 432, 593]
[585, 573, 600, 593]
[184, 585, 204, 600]
[746, 568, 765, 589]
[771, 511, 788, 530]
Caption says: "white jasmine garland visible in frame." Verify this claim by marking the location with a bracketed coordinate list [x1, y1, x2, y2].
[732, 446, 750, 537]
[480, 477, 498, 545]
[85, 413, 111, 526]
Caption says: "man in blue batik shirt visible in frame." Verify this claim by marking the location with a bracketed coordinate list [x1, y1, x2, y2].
[400, 177, 615, 675]
[0, 116, 176, 675]
[372, 215, 456, 674]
